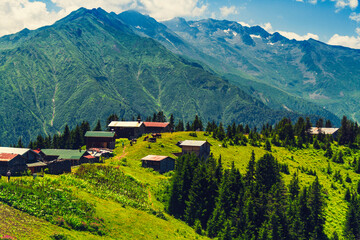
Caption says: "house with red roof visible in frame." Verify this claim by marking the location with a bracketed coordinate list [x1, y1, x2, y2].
[143, 122, 170, 134]
[141, 155, 175, 173]
[0, 153, 27, 176]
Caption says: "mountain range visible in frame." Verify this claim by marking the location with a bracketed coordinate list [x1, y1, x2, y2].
[118, 11, 360, 122]
[0, 7, 356, 145]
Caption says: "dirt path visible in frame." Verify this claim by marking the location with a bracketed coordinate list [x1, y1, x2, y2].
[118, 146, 128, 159]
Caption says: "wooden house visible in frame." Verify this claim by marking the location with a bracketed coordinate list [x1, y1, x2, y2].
[108, 121, 145, 139]
[141, 155, 175, 173]
[27, 161, 48, 174]
[0, 153, 27, 176]
[41, 149, 91, 166]
[0, 147, 40, 163]
[309, 127, 339, 138]
[179, 140, 211, 159]
[85, 131, 116, 149]
[143, 122, 170, 133]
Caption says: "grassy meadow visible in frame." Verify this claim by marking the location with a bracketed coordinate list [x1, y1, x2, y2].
[1, 131, 359, 239]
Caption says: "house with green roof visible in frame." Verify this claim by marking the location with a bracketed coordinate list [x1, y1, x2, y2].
[85, 131, 116, 149]
[41, 149, 93, 166]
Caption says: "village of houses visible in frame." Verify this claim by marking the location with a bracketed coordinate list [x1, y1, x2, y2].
[0, 120, 213, 177]
[0, 117, 339, 177]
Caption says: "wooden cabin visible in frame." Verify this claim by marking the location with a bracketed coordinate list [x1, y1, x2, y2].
[27, 161, 48, 174]
[0, 147, 40, 163]
[41, 149, 91, 166]
[85, 131, 116, 149]
[141, 155, 175, 173]
[108, 121, 145, 139]
[179, 140, 211, 159]
[0, 153, 27, 176]
[143, 122, 170, 133]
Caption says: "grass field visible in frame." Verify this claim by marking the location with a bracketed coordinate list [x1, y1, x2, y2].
[1, 131, 359, 239]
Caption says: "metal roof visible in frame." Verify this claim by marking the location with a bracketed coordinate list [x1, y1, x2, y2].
[0, 153, 19, 162]
[0, 147, 34, 156]
[180, 140, 210, 147]
[27, 161, 47, 167]
[141, 155, 172, 161]
[143, 122, 169, 128]
[108, 121, 143, 128]
[41, 149, 87, 160]
[85, 131, 115, 138]
[309, 127, 339, 135]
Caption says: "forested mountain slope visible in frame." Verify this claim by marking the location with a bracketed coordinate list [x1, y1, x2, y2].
[117, 11, 340, 124]
[0, 8, 302, 146]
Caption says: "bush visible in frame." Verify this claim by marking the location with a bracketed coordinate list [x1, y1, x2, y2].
[50, 233, 68, 240]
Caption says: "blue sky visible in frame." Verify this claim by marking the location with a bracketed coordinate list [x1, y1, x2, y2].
[1, 0, 360, 48]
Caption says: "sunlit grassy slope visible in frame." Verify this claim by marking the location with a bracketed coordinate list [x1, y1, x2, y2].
[111, 132, 360, 238]
[1, 131, 359, 239]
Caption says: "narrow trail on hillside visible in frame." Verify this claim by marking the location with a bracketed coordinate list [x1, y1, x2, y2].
[118, 146, 128, 159]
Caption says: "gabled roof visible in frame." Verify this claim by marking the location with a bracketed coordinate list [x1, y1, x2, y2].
[309, 127, 339, 135]
[0, 147, 38, 156]
[108, 121, 143, 128]
[180, 140, 211, 147]
[41, 149, 87, 160]
[143, 122, 169, 128]
[0, 153, 19, 162]
[27, 161, 47, 167]
[85, 131, 115, 138]
[141, 155, 172, 161]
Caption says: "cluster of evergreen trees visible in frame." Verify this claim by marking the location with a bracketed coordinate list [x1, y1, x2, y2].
[344, 186, 360, 239]
[24, 121, 91, 150]
[167, 153, 327, 240]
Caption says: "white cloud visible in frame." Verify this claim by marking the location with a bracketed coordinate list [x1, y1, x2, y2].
[328, 33, 360, 49]
[138, 0, 207, 20]
[238, 21, 250, 27]
[350, 12, 360, 22]
[357, 27, 360, 35]
[331, 0, 358, 10]
[309, 0, 318, 4]
[261, 22, 273, 32]
[296, 0, 304, 2]
[0, 0, 62, 37]
[220, 5, 237, 17]
[277, 31, 320, 41]
[260, 22, 319, 41]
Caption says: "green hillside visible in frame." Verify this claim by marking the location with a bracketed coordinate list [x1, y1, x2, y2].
[1, 130, 360, 239]
[0, 8, 304, 146]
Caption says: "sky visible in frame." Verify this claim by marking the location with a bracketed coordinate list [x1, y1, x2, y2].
[1, 0, 360, 49]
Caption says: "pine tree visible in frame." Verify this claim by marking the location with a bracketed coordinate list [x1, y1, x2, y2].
[288, 173, 300, 200]
[308, 176, 326, 239]
[72, 125, 82, 149]
[93, 120, 102, 131]
[16, 137, 24, 148]
[62, 125, 72, 149]
[264, 139, 272, 151]
[216, 122, 226, 141]
[255, 153, 280, 192]
[169, 114, 175, 130]
[245, 151, 256, 185]
[344, 197, 360, 239]
[175, 120, 184, 131]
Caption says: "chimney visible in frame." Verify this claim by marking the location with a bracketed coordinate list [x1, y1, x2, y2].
[137, 118, 141, 123]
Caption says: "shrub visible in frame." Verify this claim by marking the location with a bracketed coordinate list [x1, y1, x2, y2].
[50, 233, 68, 240]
